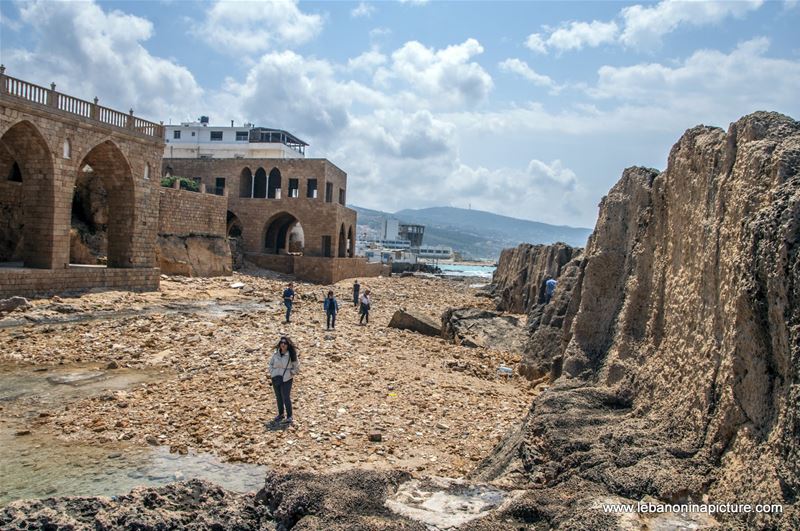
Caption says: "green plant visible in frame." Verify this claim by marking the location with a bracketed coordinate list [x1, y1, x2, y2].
[160, 176, 200, 192]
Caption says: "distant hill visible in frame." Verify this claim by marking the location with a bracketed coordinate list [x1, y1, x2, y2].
[351, 205, 592, 261]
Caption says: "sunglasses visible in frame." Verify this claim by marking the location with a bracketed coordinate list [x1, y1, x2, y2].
[279, 341, 288, 345]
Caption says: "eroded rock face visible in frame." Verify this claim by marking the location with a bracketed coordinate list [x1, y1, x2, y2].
[482, 112, 800, 529]
[156, 234, 233, 277]
[492, 242, 579, 314]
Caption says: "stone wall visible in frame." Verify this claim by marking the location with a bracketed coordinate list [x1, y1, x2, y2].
[156, 188, 231, 277]
[158, 188, 226, 237]
[0, 266, 159, 298]
[246, 254, 389, 284]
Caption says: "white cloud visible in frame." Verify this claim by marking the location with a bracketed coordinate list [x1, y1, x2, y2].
[620, 0, 764, 49]
[525, 33, 547, 54]
[589, 37, 800, 114]
[193, 0, 323, 55]
[525, 0, 765, 54]
[399, 0, 429, 4]
[498, 58, 556, 89]
[546, 20, 619, 52]
[526, 159, 577, 190]
[378, 39, 493, 108]
[347, 50, 387, 72]
[351, 2, 375, 18]
[5, 0, 202, 121]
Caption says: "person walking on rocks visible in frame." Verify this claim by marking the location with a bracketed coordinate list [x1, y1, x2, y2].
[359, 289, 371, 325]
[544, 277, 557, 304]
[324, 290, 340, 330]
[283, 282, 295, 323]
[268, 336, 299, 426]
[353, 280, 361, 308]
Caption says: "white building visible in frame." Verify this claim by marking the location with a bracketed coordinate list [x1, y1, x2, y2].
[417, 245, 453, 260]
[382, 218, 400, 240]
[163, 119, 307, 160]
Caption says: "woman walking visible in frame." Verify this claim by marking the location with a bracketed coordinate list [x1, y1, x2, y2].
[324, 290, 339, 330]
[268, 336, 300, 426]
[359, 289, 371, 325]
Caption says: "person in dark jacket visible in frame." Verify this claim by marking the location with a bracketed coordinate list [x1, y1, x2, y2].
[353, 280, 361, 308]
[283, 282, 295, 323]
[268, 336, 300, 426]
[324, 290, 339, 330]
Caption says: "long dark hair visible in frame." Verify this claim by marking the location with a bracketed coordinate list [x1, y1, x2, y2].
[275, 336, 298, 362]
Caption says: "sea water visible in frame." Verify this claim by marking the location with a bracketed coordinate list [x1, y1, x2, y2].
[437, 264, 496, 279]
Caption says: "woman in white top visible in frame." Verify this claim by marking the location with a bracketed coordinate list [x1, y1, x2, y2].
[268, 336, 300, 425]
[359, 289, 371, 325]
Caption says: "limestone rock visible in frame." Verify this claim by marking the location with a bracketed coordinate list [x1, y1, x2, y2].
[491, 242, 579, 314]
[480, 112, 800, 529]
[441, 307, 526, 352]
[0, 296, 31, 313]
[387, 309, 441, 336]
[156, 234, 232, 277]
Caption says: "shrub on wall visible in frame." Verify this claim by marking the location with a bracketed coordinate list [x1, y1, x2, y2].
[160, 176, 200, 192]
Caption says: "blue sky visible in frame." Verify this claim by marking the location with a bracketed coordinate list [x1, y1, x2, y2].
[1, 0, 799, 227]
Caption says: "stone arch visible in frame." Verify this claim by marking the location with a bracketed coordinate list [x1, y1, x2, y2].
[347, 225, 355, 257]
[73, 139, 135, 268]
[338, 223, 347, 258]
[227, 210, 243, 238]
[254, 167, 267, 198]
[263, 212, 300, 255]
[0, 120, 56, 267]
[164, 165, 174, 178]
[239, 167, 252, 198]
[268, 167, 281, 199]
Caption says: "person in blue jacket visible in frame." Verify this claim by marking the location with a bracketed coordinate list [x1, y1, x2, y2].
[544, 277, 558, 304]
[324, 290, 339, 330]
[283, 282, 295, 323]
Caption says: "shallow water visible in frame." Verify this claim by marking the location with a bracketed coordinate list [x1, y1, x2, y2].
[0, 432, 267, 506]
[0, 364, 267, 507]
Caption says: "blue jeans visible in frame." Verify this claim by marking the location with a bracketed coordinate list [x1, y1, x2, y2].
[271, 375, 293, 418]
[326, 311, 336, 328]
[284, 300, 292, 322]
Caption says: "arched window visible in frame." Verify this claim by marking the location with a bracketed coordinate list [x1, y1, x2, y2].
[63, 138, 71, 159]
[143, 163, 150, 180]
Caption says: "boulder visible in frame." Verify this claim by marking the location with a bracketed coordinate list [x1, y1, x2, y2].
[441, 307, 526, 352]
[388, 309, 441, 336]
[0, 296, 31, 314]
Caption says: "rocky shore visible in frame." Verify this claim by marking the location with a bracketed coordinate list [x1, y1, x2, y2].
[0, 272, 532, 482]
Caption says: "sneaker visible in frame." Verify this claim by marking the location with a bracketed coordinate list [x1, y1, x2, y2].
[284, 416, 294, 425]
[268, 415, 284, 426]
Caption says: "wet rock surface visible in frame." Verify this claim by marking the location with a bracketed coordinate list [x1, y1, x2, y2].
[0, 479, 270, 530]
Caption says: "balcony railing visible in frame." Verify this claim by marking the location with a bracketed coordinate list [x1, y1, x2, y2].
[0, 65, 163, 140]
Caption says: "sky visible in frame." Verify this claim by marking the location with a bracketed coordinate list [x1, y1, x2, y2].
[1, 0, 799, 228]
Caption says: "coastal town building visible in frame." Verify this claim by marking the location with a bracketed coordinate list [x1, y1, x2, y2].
[162, 121, 386, 283]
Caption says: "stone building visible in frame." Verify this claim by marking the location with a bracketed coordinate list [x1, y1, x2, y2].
[161, 154, 382, 283]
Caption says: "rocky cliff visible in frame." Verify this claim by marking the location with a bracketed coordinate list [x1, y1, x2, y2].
[491, 242, 579, 314]
[478, 112, 799, 528]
